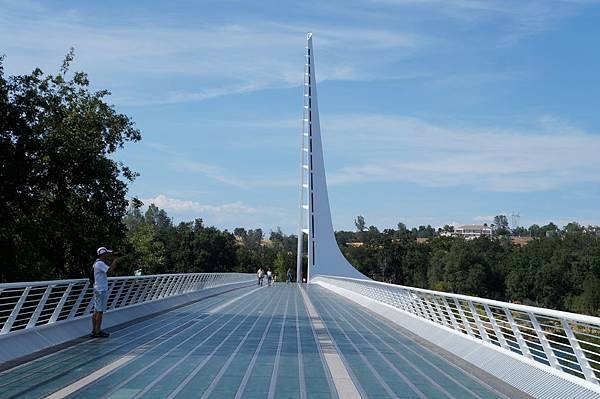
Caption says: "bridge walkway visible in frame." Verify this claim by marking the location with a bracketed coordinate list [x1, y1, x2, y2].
[0, 284, 526, 398]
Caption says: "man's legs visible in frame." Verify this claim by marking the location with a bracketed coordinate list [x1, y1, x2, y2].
[92, 311, 103, 334]
[91, 290, 109, 337]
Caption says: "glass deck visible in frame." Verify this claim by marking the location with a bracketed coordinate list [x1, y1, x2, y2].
[0, 284, 519, 398]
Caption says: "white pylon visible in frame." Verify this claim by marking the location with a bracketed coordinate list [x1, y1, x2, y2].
[296, 33, 369, 283]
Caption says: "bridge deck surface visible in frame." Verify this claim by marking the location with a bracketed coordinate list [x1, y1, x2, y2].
[0, 284, 518, 398]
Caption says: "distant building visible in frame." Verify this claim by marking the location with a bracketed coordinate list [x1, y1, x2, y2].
[455, 225, 492, 239]
[346, 242, 364, 248]
[511, 236, 534, 246]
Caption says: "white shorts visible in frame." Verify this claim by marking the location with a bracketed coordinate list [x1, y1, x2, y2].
[93, 290, 108, 312]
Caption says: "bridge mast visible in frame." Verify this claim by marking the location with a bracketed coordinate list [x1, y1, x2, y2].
[296, 33, 313, 283]
[296, 33, 369, 282]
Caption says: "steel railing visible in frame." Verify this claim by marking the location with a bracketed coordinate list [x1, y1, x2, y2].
[0, 273, 254, 335]
[313, 275, 600, 387]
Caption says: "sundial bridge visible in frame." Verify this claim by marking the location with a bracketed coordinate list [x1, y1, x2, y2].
[1, 34, 600, 399]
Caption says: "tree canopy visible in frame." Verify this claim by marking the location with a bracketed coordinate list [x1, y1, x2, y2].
[0, 51, 141, 282]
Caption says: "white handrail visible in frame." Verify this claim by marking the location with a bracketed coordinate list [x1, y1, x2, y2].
[0, 273, 254, 335]
[313, 275, 600, 388]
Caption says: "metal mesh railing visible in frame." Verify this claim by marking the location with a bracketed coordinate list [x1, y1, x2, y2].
[0, 273, 254, 335]
[313, 275, 600, 387]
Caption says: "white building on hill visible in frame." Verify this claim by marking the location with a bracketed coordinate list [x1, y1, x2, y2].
[455, 225, 493, 239]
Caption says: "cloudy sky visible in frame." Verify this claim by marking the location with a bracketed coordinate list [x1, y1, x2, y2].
[3, 0, 600, 232]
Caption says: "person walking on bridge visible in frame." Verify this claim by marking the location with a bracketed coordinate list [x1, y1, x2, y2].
[257, 268, 264, 286]
[266, 269, 273, 286]
[91, 247, 119, 338]
[286, 268, 293, 284]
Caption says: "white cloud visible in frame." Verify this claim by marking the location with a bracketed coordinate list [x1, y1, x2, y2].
[0, 4, 422, 106]
[142, 194, 290, 230]
[147, 113, 600, 194]
[144, 194, 257, 216]
[370, 0, 595, 42]
[170, 160, 249, 188]
[317, 114, 600, 192]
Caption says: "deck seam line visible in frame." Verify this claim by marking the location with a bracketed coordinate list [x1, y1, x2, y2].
[44, 286, 263, 399]
[9, 299, 226, 399]
[333, 291, 496, 399]
[300, 286, 362, 399]
[0, 287, 247, 387]
[234, 287, 283, 398]
[200, 289, 280, 398]
[136, 287, 269, 398]
[295, 287, 307, 399]
[99, 289, 262, 398]
[324, 287, 463, 399]
[299, 286, 339, 398]
[0, 284, 254, 379]
[310, 288, 402, 399]
[322, 282, 518, 399]
[45, 355, 136, 399]
[267, 286, 291, 399]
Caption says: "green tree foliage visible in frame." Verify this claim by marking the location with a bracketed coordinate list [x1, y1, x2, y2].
[340, 221, 600, 316]
[494, 215, 510, 236]
[354, 215, 366, 232]
[0, 51, 141, 282]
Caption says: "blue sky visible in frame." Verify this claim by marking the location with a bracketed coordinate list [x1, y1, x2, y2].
[3, 0, 600, 233]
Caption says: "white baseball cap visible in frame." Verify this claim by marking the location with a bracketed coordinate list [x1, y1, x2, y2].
[97, 247, 113, 256]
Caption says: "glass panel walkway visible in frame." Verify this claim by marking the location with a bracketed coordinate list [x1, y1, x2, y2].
[0, 284, 527, 398]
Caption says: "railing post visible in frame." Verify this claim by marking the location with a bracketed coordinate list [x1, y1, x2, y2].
[137, 279, 153, 303]
[134, 279, 150, 303]
[26, 285, 53, 328]
[155, 276, 168, 298]
[189, 274, 200, 291]
[562, 319, 596, 382]
[181, 275, 194, 293]
[424, 294, 444, 325]
[144, 277, 161, 301]
[173, 275, 186, 295]
[415, 293, 434, 321]
[109, 280, 127, 310]
[400, 289, 421, 316]
[49, 283, 74, 323]
[192, 274, 203, 290]
[528, 312, 561, 369]
[483, 304, 509, 350]
[154, 276, 167, 299]
[453, 298, 476, 337]
[431, 295, 450, 327]
[69, 281, 90, 318]
[1, 287, 31, 334]
[105, 280, 116, 308]
[468, 301, 491, 343]
[171, 275, 184, 295]
[441, 297, 461, 332]
[121, 279, 137, 307]
[504, 308, 534, 360]
[83, 287, 96, 315]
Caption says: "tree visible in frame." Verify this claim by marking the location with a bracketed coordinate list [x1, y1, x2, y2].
[494, 215, 510, 236]
[355, 215, 366, 232]
[564, 222, 583, 235]
[512, 227, 529, 237]
[0, 51, 141, 282]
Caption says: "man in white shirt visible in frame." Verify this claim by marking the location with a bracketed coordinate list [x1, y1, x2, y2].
[91, 246, 118, 338]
